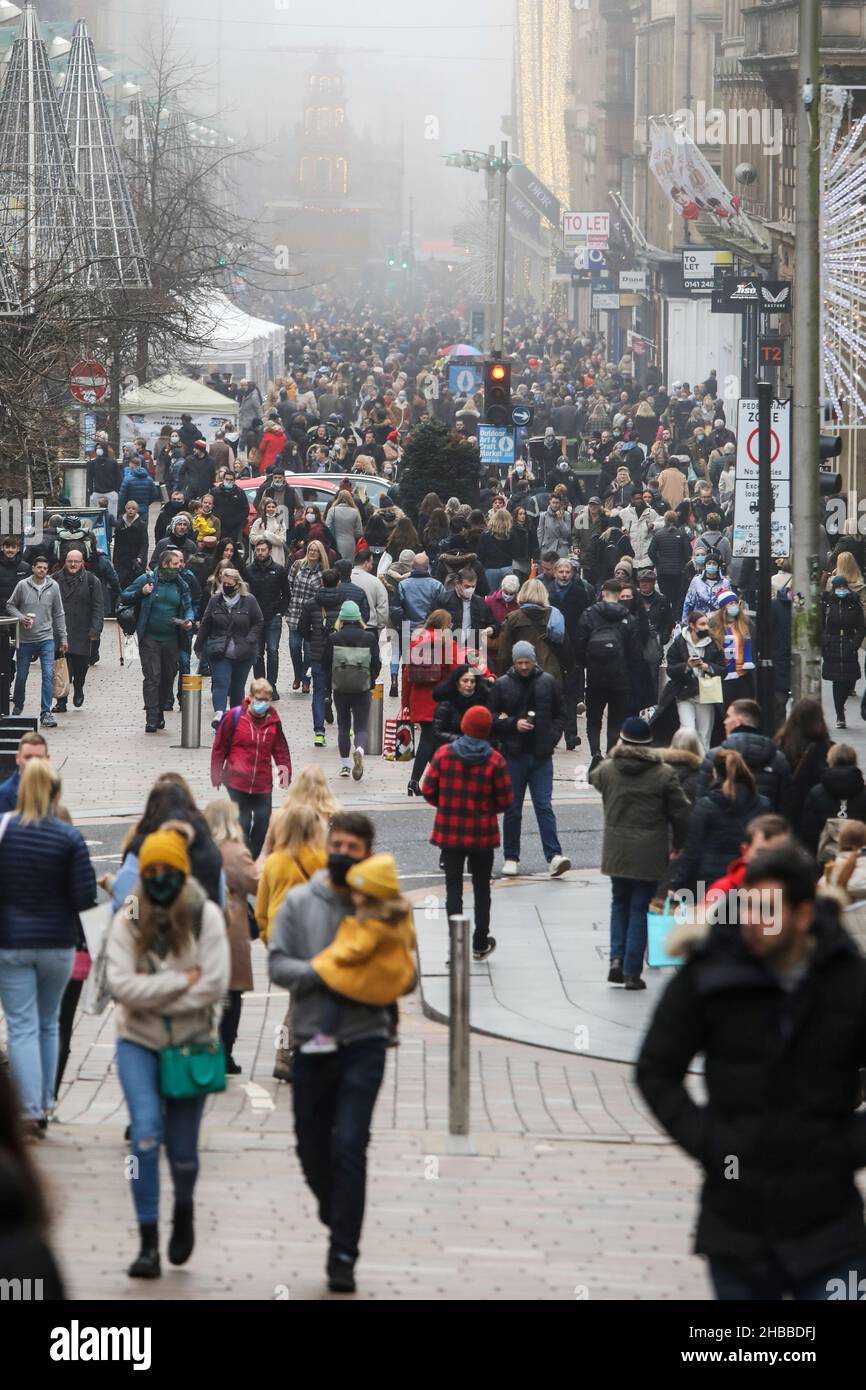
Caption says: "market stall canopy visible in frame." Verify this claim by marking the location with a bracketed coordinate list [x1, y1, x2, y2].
[119, 373, 239, 416]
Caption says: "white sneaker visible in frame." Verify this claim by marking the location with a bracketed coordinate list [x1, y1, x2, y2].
[549, 854, 572, 878]
[501, 859, 519, 877]
[300, 1035, 338, 1055]
[352, 747, 365, 781]
[211, 711, 224, 730]
[339, 765, 351, 778]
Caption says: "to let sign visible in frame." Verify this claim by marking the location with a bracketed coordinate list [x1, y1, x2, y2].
[70, 359, 109, 405]
[563, 212, 609, 248]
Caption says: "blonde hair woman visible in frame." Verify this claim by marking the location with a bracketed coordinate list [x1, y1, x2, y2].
[351, 455, 377, 476]
[249, 495, 289, 567]
[832, 552, 866, 638]
[0, 761, 95, 1138]
[259, 768, 342, 861]
[203, 799, 259, 1075]
[327, 487, 364, 561]
[106, 822, 229, 1280]
[194, 567, 263, 726]
[287, 540, 330, 692]
[709, 591, 756, 707]
[255, 802, 328, 942]
[479, 506, 516, 590]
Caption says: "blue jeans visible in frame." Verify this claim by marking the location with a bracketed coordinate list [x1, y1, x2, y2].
[710, 1256, 866, 1301]
[209, 656, 253, 713]
[503, 753, 561, 862]
[310, 659, 330, 733]
[289, 627, 309, 684]
[254, 614, 282, 692]
[0, 947, 74, 1118]
[609, 876, 656, 978]
[292, 1037, 387, 1262]
[13, 639, 54, 717]
[116, 1038, 206, 1224]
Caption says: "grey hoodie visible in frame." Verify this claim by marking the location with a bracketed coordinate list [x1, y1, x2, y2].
[7, 573, 67, 645]
[268, 869, 390, 1043]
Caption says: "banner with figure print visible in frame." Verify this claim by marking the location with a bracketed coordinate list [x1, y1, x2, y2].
[648, 117, 766, 248]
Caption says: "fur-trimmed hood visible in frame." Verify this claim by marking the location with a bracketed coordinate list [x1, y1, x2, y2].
[609, 742, 660, 774]
[659, 746, 702, 770]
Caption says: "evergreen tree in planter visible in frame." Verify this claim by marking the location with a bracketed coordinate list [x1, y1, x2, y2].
[398, 419, 481, 522]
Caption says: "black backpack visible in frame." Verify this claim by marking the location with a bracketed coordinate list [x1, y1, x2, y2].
[586, 617, 626, 680]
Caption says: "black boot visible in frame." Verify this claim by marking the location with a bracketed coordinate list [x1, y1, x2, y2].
[327, 1249, 356, 1293]
[389, 674, 398, 698]
[168, 1201, 195, 1266]
[128, 1222, 160, 1278]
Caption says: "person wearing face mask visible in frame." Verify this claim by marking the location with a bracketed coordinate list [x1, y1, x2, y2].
[154, 488, 188, 543]
[268, 811, 391, 1295]
[664, 610, 727, 745]
[210, 470, 250, 546]
[117, 450, 160, 520]
[681, 549, 728, 624]
[121, 548, 194, 733]
[821, 574, 866, 729]
[86, 445, 123, 518]
[536, 494, 573, 560]
[708, 588, 757, 707]
[106, 822, 230, 1280]
[149, 511, 197, 568]
[211, 678, 291, 858]
[112, 500, 149, 589]
[195, 569, 263, 730]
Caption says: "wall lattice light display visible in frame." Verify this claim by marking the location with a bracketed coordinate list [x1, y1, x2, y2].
[820, 86, 866, 430]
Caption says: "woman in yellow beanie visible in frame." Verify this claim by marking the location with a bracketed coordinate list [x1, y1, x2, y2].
[300, 853, 416, 1055]
[106, 821, 229, 1281]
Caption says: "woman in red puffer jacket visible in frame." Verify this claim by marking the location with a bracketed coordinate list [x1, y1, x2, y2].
[401, 609, 459, 796]
[210, 680, 292, 858]
[256, 421, 287, 477]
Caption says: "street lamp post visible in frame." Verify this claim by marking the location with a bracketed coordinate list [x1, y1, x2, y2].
[444, 144, 519, 355]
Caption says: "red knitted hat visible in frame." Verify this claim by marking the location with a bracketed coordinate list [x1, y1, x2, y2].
[461, 705, 493, 739]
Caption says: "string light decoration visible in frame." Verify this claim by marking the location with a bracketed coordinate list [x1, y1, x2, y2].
[820, 86, 866, 428]
[454, 201, 496, 303]
[514, 0, 571, 206]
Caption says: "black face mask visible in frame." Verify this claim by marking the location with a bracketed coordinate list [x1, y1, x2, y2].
[327, 852, 358, 886]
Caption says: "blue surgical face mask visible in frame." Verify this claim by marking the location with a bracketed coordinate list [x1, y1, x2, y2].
[727, 604, 740, 618]
[834, 588, 850, 599]
[705, 564, 719, 578]
[694, 553, 706, 568]
[251, 699, 271, 716]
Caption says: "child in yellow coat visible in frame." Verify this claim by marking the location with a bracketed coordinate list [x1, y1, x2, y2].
[300, 853, 417, 1054]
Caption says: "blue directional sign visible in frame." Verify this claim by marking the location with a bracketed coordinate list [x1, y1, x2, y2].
[479, 424, 516, 467]
[511, 404, 533, 428]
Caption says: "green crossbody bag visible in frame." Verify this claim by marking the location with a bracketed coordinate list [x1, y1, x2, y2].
[159, 1019, 226, 1099]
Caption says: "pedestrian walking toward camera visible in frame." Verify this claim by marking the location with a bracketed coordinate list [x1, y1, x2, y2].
[7, 556, 67, 728]
[106, 823, 229, 1280]
[491, 640, 571, 878]
[203, 799, 259, 1077]
[321, 601, 381, 781]
[638, 846, 866, 1300]
[822, 573, 866, 729]
[53, 548, 104, 713]
[195, 568, 263, 728]
[589, 716, 690, 990]
[120, 549, 194, 733]
[210, 679, 291, 859]
[422, 705, 513, 959]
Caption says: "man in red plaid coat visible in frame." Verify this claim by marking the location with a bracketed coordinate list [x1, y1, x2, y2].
[421, 705, 513, 960]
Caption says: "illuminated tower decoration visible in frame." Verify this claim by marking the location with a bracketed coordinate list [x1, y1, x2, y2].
[0, 3, 96, 300]
[297, 54, 349, 198]
[513, 0, 572, 206]
[60, 18, 150, 288]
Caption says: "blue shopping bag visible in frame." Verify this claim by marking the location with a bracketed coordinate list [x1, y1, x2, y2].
[646, 907, 684, 968]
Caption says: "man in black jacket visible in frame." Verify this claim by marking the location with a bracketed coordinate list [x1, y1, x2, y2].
[490, 641, 571, 878]
[694, 698, 792, 809]
[549, 557, 590, 750]
[154, 490, 188, 542]
[212, 469, 251, 544]
[177, 441, 214, 502]
[574, 579, 642, 770]
[442, 568, 497, 657]
[0, 536, 29, 698]
[638, 847, 866, 1300]
[647, 511, 692, 608]
[86, 448, 123, 517]
[247, 538, 289, 699]
[298, 567, 347, 745]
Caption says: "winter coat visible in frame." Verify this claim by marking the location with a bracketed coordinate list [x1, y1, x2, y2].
[86, 453, 123, 496]
[658, 746, 704, 804]
[665, 632, 726, 701]
[616, 504, 664, 567]
[801, 764, 866, 857]
[573, 599, 641, 693]
[401, 629, 460, 723]
[821, 592, 866, 683]
[329, 503, 364, 561]
[588, 743, 691, 881]
[536, 508, 573, 558]
[490, 665, 565, 761]
[657, 466, 689, 508]
[422, 737, 513, 849]
[255, 844, 328, 944]
[177, 455, 215, 501]
[54, 566, 104, 657]
[695, 729, 792, 810]
[435, 549, 488, 597]
[321, 622, 381, 691]
[118, 465, 160, 515]
[257, 426, 287, 475]
[509, 519, 539, 569]
[195, 592, 263, 663]
[268, 870, 391, 1045]
[398, 571, 447, 626]
[106, 882, 229, 1052]
[112, 517, 149, 586]
[249, 511, 289, 568]
[211, 699, 292, 795]
[648, 525, 691, 577]
[350, 565, 390, 631]
[0, 814, 96, 949]
[548, 577, 590, 644]
[681, 574, 729, 624]
[246, 557, 289, 623]
[442, 589, 496, 641]
[669, 784, 771, 893]
[477, 530, 517, 569]
[311, 898, 416, 1007]
[484, 589, 519, 627]
[636, 901, 866, 1277]
[431, 668, 495, 746]
[0, 553, 30, 611]
[286, 560, 324, 629]
[497, 604, 573, 682]
[781, 737, 831, 833]
[218, 838, 258, 992]
[212, 484, 250, 539]
[238, 384, 263, 434]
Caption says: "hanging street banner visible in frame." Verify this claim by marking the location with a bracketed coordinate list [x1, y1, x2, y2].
[509, 163, 562, 228]
[732, 397, 791, 558]
[563, 212, 609, 249]
[593, 291, 620, 310]
[754, 279, 793, 313]
[682, 247, 734, 293]
[478, 424, 516, 467]
[507, 188, 542, 241]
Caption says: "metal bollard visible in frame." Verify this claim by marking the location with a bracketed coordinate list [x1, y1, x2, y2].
[448, 914, 470, 1136]
[367, 681, 384, 756]
[181, 674, 202, 749]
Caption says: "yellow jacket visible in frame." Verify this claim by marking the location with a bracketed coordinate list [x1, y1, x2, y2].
[313, 905, 417, 1006]
[255, 844, 328, 943]
[191, 512, 221, 541]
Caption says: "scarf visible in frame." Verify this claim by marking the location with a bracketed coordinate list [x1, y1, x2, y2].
[722, 623, 753, 676]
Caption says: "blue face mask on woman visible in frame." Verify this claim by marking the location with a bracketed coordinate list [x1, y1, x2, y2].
[834, 588, 850, 599]
[727, 604, 740, 618]
[251, 699, 271, 716]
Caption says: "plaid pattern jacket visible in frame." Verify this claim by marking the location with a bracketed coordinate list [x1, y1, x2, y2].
[287, 560, 324, 629]
[422, 743, 514, 850]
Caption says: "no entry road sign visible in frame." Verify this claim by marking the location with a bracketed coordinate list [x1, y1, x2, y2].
[70, 359, 109, 405]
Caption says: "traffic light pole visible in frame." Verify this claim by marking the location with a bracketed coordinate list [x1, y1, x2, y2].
[756, 381, 776, 734]
[791, 0, 822, 700]
[496, 140, 508, 355]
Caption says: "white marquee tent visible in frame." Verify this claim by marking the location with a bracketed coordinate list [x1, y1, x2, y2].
[192, 291, 285, 389]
